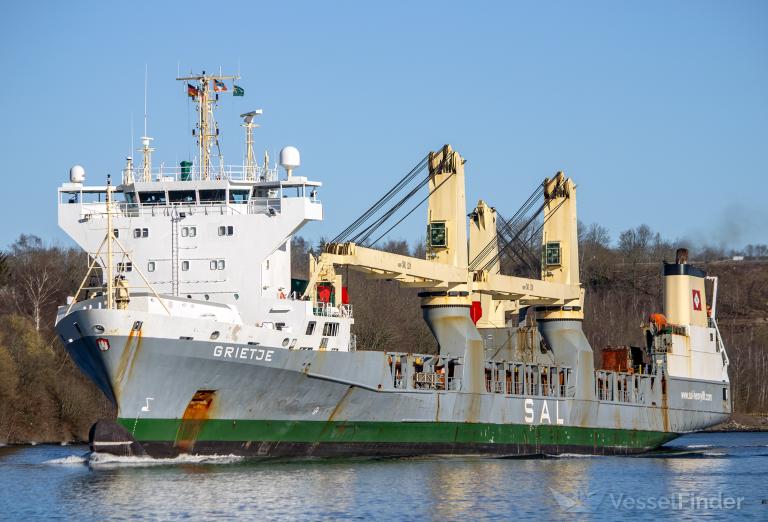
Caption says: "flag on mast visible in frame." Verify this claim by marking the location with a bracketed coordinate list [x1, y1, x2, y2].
[214, 79, 228, 92]
[233, 85, 244, 96]
[187, 84, 199, 98]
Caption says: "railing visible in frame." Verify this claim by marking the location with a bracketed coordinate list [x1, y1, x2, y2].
[485, 363, 574, 398]
[74, 198, 286, 220]
[118, 202, 247, 217]
[313, 302, 354, 318]
[595, 370, 652, 404]
[122, 164, 279, 184]
[248, 198, 283, 215]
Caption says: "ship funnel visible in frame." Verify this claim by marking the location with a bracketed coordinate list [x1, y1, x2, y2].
[663, 247, 707, 327]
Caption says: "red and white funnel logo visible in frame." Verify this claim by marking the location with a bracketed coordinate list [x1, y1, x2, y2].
[692, 289, 702, 311]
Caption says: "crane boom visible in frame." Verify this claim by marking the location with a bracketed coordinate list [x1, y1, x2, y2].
[303, 145, 583, 358]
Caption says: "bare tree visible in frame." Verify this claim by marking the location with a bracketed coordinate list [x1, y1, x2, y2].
[6, 235, 68, 332]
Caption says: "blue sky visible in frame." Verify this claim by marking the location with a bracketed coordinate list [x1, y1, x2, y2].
[1, 1, 766, 250]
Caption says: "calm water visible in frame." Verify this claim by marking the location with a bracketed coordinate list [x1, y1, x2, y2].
[1, 432, 767, 520]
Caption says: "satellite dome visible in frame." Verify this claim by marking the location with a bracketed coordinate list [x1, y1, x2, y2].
[279, 146, 300, 171]
[70, 165, 85, 183]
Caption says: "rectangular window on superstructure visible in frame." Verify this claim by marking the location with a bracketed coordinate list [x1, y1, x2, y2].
[217, 260, 225, 270]
[113, 229, 119, 238]
[181, 261, 189, 271]
[182, 227, 189, 237]
[227, 225, 233, 236]
[306, 321, 316, 335]
[117, 262, 133, 272]
[133, 228, 141, 238]
[218, 226, 234, 237]
[189, 226, 196, 237]
[139, 191, 166, 205]
[322, 322, 339, 337]
[210, 260, 217, 270]
[229, 190, 249, 203]
[147, 261, 155, 272]
[199, 189, 226, 203]
[168, 190, 196, 204]
[142, 228, 149, 238]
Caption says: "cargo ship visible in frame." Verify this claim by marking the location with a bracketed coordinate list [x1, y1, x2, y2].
[55, 73, 731, 457]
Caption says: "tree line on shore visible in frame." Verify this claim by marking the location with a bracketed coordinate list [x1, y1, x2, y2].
[0, 227, 765, 443]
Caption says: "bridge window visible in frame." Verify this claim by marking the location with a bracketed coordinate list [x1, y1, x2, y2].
[139, 191, 166, 205]
[545, 242, 561, 266]
[199, 189, 226, 203]
[168, 190, 196, 204]
[229, 190, 249, 203]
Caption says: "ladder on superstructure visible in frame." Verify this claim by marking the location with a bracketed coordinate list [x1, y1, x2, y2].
[171, 214, 180, 296]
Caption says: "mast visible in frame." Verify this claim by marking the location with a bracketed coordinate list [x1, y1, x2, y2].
[241, 110, 262, 181]
[140, 136, 154, 182]
[106, 175, 114, 309]
[177, 71, 239, 180]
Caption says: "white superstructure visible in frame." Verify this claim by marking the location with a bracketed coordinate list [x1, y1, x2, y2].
[57, 72, 354, 352]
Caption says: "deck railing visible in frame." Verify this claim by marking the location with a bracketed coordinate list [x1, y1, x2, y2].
[122, 164, 279, 184]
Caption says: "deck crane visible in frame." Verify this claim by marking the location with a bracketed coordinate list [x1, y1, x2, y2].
[303, 145, 585, 385]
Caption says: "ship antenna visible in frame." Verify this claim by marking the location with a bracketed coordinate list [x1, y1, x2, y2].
[144, 64, 148, 137]
[241, 109, 262, 181]
[139, 65, 154, 182]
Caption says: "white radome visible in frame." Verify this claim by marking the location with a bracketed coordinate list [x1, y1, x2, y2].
[279, 146, 301, 171]
[69, 165, 85, 183]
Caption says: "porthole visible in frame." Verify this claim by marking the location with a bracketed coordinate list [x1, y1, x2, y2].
[204, 294, 210, 300]
[282, 338, 290, 347]
[210, 331, 220, 340]
[234, 293, 239, 300]
[92, 324, 105, 334]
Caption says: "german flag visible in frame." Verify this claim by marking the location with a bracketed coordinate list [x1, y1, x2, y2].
[187, 83, 199, 98]
[214, 79, 227, 92]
